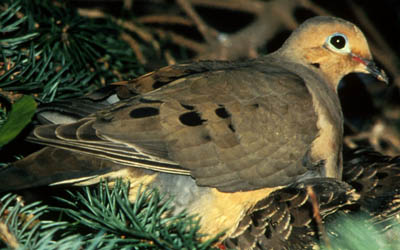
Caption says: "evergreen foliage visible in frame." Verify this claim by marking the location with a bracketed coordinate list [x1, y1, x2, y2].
[321, 212, 400, 250]
[0, 180, 219, 249]
[0, 0, 143, 103]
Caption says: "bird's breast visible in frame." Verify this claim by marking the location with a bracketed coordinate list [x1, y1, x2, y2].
[307, 82, 343, 179]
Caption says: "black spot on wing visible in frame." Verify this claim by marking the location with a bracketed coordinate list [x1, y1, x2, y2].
[203, 134, 212, 141]
[180, 103, 195, 110]
[130, 107, 160, 118]
[152, 81, 170, 89]
[228, 123, 236, 132]
[139, 98, 163, 104]
[311, 63, 320, 69]
[215, 106, 231, 119]
[179, 111, 207, 126]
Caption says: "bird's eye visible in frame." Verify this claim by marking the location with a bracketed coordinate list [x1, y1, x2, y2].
[325, 33, 350, 54]
[330, 35, 346, 49]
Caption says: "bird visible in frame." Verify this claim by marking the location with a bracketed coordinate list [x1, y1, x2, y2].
[223, 147, 400, 249]
[0, 16, 388, 240]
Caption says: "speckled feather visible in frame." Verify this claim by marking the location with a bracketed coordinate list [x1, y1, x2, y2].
[223, 148, 400, 250]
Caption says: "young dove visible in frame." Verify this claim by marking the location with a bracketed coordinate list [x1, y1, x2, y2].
[0, 16, 388, 240]
[224, 148, 400, 249]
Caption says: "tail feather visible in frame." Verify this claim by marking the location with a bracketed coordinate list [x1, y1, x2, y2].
[0, 147, 122, 192]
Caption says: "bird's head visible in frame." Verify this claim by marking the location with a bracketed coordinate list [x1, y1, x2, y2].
[280, 16, 388, 90]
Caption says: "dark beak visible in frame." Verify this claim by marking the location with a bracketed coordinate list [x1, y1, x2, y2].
[352, 54, 389, 84]
[365, 60, 389, 84]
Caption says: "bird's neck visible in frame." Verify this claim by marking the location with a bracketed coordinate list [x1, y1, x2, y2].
[275, 48, 345, 93]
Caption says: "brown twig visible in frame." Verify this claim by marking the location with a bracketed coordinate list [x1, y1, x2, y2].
[115, 19, 155, 44]
[77, 8, 105, 18]
[347, 1, 392, 55]
[123, 0, 133, 10]
[344, 119, 400, 156]
[154, 28, 206, 53]
[296, 0, 332, 16]
[78, 8, 161, 65]
[193, 0, 301, 60]
[347, 1, 400, 88]
[120, 32, 147, 65]
[189, 0, 265, 14]
[164, 50, 177, 65]
[78, 0, 331, 62]
[307, 186, 331, 249]
[0, 222, 19, 249]
[137, 15, 193, 26]
[176, 0, 219, 43]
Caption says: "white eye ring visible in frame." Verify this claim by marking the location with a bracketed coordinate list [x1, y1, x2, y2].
[325, 33, 351, 54]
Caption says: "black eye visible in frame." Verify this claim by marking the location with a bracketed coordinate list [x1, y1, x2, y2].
[330, 35, 346, 49]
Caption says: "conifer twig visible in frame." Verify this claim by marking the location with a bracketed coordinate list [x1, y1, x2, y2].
[307, 185, 331, 249]
[0, 222, 19, 249]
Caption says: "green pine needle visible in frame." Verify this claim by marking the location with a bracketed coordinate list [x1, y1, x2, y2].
[55, 180, 220, 249]
[321, 212, 400, 250]
[1, 0, 145, 103]
[0, 180, 221, 249]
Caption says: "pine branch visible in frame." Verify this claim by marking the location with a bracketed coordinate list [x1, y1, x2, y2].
[0, 180, 220, 249]
[321, 212, 400, 250]
[0, 0, 146, 104]
[55, 180, 220, 249]
[0, 193, 77, 249]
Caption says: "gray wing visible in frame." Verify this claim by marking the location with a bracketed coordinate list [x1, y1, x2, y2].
[25, 60, 320, 192]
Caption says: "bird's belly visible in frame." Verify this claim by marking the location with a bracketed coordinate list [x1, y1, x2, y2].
[125, 170, 280, 240]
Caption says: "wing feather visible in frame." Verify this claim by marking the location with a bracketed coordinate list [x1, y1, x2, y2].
[26, 59, 319, 191]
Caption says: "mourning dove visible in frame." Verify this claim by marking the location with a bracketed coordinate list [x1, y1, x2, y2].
[224, 148, 400, 249]
[0, 16, 388, 240]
